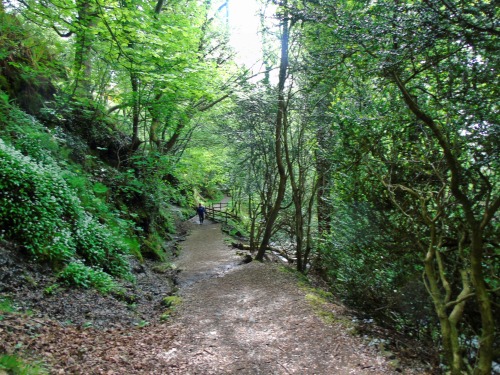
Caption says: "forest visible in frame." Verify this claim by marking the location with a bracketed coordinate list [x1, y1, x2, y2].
[0, 0, 498, 374]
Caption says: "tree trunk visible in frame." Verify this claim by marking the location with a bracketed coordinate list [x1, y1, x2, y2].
[148, 92, 164, 149]
[73, 0, 95, 99]
[303, 177, 319, 272]
[315, 125, 332, 237]
[255, 7, 291, 261]
[422, 224, 457, 372]
[313, 122, 332, 276]
[130, 72, 141, 152]
[470, 227, 494, 375]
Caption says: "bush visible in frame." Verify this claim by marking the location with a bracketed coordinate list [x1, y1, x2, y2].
[0, 100, 196, 291]
[0, 354, 47, 375]
[58, 262, 117, 293]
[0, 139, 78, 261]
[318, 200, 434, 337]
[0, 107, 134, 288]
[74, 213, 129, 277]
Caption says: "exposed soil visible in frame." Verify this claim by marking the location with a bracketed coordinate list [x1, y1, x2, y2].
[1, 215, 433, 374]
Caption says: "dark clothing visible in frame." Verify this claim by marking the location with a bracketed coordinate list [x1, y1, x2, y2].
[197, 206, 206, 223]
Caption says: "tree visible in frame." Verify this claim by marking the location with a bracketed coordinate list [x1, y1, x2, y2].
[255, 1, 293, 261]
[16, 0, 98, 99]
[298, 0, 499, 372]
[222, 85, 281, 252]
[282, 87, 321, 272]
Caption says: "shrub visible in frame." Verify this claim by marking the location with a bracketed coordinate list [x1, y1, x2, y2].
[0, 109, 134, 287]
[0, 354, 47, 375]
[0, 105, 60, 164]
[161, 295, 182, 308]
[0, 296, 15, 313]
[317, 201, 435, 338]
[58, 261, 116, 294]
[74, 213, 129, 277]
[0, 139, 78, 261]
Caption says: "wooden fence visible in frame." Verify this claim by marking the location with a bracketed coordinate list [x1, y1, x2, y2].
[205, 202, 237, 224]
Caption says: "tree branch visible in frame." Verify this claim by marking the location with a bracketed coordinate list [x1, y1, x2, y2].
[391, 71, 475, 224]
[445, 292, 475, 309]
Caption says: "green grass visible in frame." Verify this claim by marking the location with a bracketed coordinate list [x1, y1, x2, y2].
[0, 296, 15, 313]
[0, 354, 48, 375]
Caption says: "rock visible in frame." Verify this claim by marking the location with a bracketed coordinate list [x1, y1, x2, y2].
[239, 255, 252, 264]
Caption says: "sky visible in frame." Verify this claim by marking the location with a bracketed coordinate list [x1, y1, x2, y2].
[227, 0, 264, 68]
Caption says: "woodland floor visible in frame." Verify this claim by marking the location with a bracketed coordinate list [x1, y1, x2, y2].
[1, 215, 435, 374]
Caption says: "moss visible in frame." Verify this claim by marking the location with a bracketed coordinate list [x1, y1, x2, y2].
[162, 295, 182, 308]
[305, 293, 337, 325]
[278, 265, 309, 286]
[152, 262, 176, 274]
[278, 266, 356, 329]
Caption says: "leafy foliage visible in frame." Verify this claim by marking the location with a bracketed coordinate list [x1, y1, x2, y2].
[0, 138, 79, 261]
[57, 261, 117, 293]
[0, 296, 15, 314]
[2, 0, 497, 372]
[318, 200, 435, 334]
[295, 0, 499, 372]
[0, 103, 133, 289]
[0, 354, 47, 375]
[0, 9, 59, 115]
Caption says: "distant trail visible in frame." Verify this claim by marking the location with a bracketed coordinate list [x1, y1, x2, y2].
[175, 217, 241, 288]
[165, 218, 416, 374]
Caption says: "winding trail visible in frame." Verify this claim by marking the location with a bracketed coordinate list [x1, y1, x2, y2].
[165, 216, 416, 374]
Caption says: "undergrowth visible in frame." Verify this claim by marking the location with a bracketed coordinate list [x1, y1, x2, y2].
[0, 354, 47, 375]
[160, 295, 182, 321]
[0, 101, 135, 290]
[0, 87, 203, 295]
[0, 299, 47, 374]
[0, 296, 15, 314]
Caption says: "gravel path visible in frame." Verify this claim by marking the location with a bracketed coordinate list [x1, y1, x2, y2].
[165, 218, 415, 374]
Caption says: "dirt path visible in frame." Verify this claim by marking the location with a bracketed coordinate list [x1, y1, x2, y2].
[165, 218, 416, 374]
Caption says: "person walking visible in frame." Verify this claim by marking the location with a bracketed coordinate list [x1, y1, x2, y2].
[196, 203, 206, 224]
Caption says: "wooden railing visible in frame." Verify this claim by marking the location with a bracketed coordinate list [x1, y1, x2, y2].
[205, 202, 237, 224]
